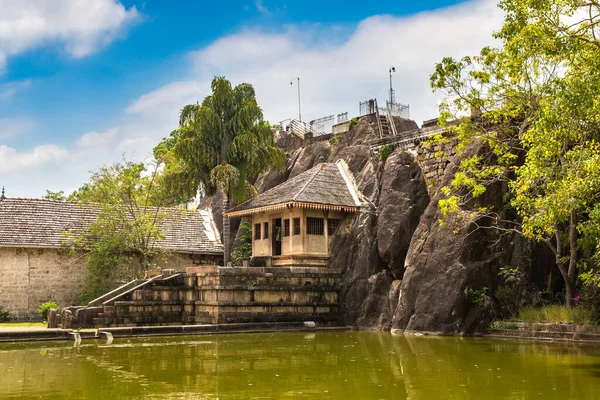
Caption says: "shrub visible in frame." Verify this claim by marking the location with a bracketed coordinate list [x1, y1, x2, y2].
[38, 301, 60, 321]
[231, 218, 252, 264]
[466, 287, 487, 306]
[378, 145, 396, 163]
[348, 117, 359, 130]
[0, 306, 9, 322]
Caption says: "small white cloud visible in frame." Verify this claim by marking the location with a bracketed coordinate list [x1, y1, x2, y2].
[0, 79, 32, 100]
[255, 0, 271, 15]
[0, 0, 140, 73]
[76, 127, 118, 149]
[0, 144, 68, 173]
[125, 80, 203, 115]
[0, 117, 36, 140]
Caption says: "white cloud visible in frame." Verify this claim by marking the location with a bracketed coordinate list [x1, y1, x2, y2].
[0, 0, 139, 72]
[0, 144, 68, 173]
[186, 0, 502, 125]
[0, 117, 36, 140]
[76, 127, 118, 149]
[255, 0, 271, 15]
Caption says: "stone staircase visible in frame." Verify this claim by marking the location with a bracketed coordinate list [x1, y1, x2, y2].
[379, 114, 392, 137]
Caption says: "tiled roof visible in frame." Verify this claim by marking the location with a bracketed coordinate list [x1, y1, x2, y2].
[0, 198, 223, 255]
[226, 161, 361, 217]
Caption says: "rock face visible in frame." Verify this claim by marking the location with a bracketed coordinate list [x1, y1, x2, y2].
[391, 142, 513, 334]
[327, 117, 430, 328]
[377, 150, 430, 278]
[329, 210, 380, 325]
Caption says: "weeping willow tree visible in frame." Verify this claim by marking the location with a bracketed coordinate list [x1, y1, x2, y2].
[157, 77, 285, 264]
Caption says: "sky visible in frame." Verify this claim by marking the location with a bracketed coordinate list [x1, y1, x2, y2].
[0, 0, 504, 198]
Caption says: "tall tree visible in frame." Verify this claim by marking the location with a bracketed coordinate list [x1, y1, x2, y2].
[157, 77, 285, 265]
[431, 0, 600, 306]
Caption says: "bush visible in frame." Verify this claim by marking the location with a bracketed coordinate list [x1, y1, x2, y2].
[0, 306, 9, 322]
[378, 145, 396, 163]
[348, 117, 359, 130]
[38, 301, 60, 321]
[495, 266, 546, 318]
[231, 218, 252, 264]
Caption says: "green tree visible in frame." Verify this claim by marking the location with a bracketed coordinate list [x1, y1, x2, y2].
[157, 77, 285, 265]
[43, 190, 66, 201]
[431, 0, 600, 307]
[68, 160, 178, 303]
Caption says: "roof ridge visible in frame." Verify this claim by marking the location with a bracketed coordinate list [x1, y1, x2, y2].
[291, 163, 326, 202]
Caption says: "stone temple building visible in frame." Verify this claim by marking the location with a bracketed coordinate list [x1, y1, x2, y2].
[0, 198, 223, 319]
[226, 161, 362, 268]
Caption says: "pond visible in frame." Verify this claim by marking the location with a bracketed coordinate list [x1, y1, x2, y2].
[1, 331, 599, 399]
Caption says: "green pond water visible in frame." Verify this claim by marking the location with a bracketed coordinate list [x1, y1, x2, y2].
[1, 331, 599, 399]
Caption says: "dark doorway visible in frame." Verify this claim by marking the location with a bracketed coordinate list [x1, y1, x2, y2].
[272, 218, 282, 256]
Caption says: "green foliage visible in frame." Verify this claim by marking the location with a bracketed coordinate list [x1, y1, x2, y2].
[43, 190, 66, 201]
[488, 321, 519, 331]
[432, 0, 600, 306]
[38, 301, 60, 321]
[495, 266, 546, 318]
[0, 306, 10, 322]
[329, 134, 343, 149]
[67, 161, 178, 304]
[378, 145, 396, 163]
[157, 77, 286, 204]
[466, 287, 487, 306]
[517, 305, 596, 325]
[348, 117, 359, 130]
[231, 218, 252, 264]
[247, 280, 257, 289]
[333, 281, 344, 290]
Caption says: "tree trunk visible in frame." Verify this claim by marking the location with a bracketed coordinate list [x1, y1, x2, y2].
[565, 275, 575, 308]
[223, 193, 231, 266]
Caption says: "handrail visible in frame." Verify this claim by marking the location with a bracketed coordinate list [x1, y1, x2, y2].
[374, 99, 384, 139]
[387, 106, 398, 136]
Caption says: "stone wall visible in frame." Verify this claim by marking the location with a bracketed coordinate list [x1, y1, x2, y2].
[413, 137, 459, 194]
[0, 247, 86, 320]
[0, 247, 222, 319]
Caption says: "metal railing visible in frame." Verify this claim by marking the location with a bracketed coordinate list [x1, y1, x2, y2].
[386, 106, 398, 136]
[279, 118, 326, 139]
[374, 99, 384, 139]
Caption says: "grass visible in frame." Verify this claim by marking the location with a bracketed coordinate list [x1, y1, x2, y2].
[0, 322, 46, 329]
[516, 305, 597, 325]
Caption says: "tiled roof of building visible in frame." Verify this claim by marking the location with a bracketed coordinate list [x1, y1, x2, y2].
[226, 161, 362, 217]
[0, 198, 223, 255]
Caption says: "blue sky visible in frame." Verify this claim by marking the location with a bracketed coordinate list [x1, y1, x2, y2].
[0, 0, 502, 197]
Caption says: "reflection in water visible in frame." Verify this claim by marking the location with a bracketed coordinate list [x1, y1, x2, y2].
[0, 332, 599, 399]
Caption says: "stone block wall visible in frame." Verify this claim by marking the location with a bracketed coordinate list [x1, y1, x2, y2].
[0, 247, 87, 320]
[0, 247, 222, 320]
[414, 137, 459, 194]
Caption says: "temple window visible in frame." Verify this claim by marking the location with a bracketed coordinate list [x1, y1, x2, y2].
[307, 217, 324, 235]
[293, 218, 301, 235]
[284, 219, 290, 237]
[263, 222, 269, 239]
[254, 224, 261, 240]
[328, 219, 341, 235]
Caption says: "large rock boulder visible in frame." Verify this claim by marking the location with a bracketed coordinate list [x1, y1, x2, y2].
[329, 209, 380, 325]
[355, 272, 402, 329]
[289, 141, 331, 178]
[377, 150, 430, 278]
[391, 142, 511, 334]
